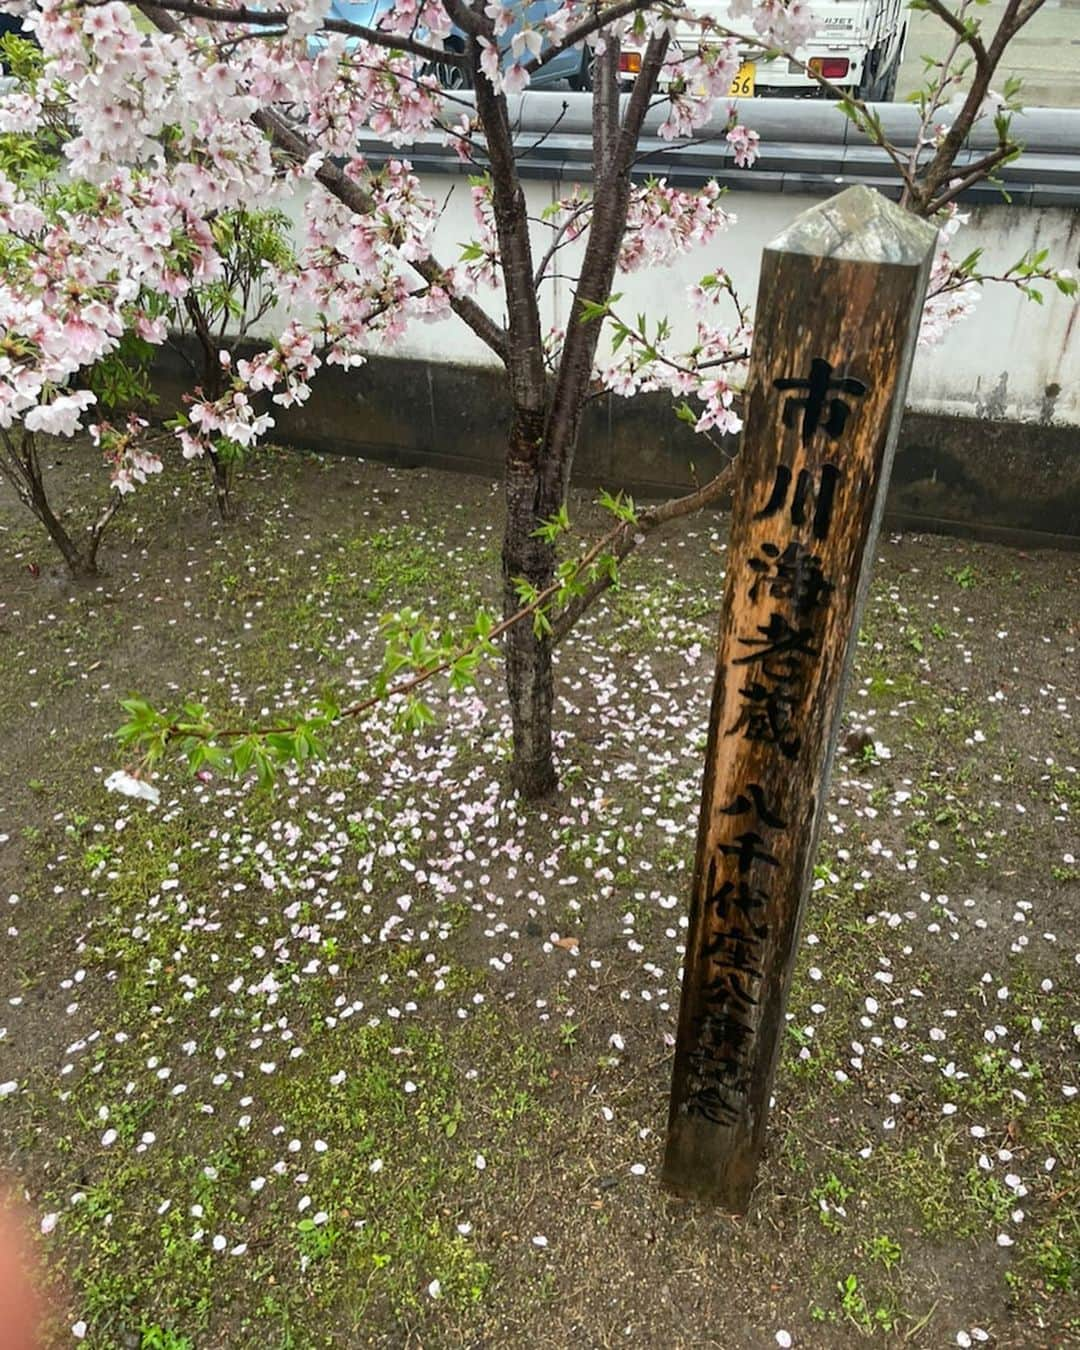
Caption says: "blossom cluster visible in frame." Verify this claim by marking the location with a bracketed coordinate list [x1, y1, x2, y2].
[919, 205, 980, 346]
[0, 0, 983, 491]
[593, 255, 752, 436]
[0, 148, 206, 490]
[620, 177, 734, 272]
[0, 0, 454, 486]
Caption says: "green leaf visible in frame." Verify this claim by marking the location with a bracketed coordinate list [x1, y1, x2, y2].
[531, 503, 571, 542]
[253, 747, 277, 791]
[513, 577, 539, 607]
[314, 694, 341, 723]
[578, 292, 621, 324]
[119, 696, 156, 721]
[596, 488, 638, 524]
[401, 699, 436, 734]
[556, 558, 580, 582]
[232, 738, 257, 776]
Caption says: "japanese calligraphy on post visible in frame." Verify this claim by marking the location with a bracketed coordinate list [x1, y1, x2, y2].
[662, 187, 937, 1210]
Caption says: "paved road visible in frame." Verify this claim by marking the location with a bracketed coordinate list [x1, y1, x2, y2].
[896, 0, 1080, 108]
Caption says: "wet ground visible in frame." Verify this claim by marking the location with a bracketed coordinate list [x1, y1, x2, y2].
[0, 448, 1076, 1348]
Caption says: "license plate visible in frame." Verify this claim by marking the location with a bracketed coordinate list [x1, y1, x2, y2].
[729, 62, 755, 97]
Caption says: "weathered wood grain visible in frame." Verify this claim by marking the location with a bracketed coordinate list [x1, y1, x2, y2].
[662, 186, 937, 1210]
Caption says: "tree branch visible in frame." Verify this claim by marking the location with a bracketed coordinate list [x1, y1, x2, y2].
[551, 460, 736, 645]
[466, 22, 548, 414]
[915, 0, 989, 73]
[592, 32, 621, 180]
[440, 0, 486, 38]
[524, 0, 656, 77]
[515, 98, 571, 161]
[87, 491, 124, 570]
[910, 0, 1037, 213]
[263, 103, 510, 359]
[120, 0, 461, 66]
[136, 1, 510, 363]
[923, 143, 1017, 214]
[533, 196, 594, 290]
[541, 30, 670, 501]
[151, 503, 636, 750]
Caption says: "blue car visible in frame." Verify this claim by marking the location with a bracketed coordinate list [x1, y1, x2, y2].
[320, 0, 592, 90]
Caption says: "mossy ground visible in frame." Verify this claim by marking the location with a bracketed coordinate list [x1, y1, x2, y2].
[0, 448, 1076, 1348]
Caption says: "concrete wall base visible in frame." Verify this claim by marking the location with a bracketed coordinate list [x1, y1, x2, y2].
[155, 346, 1079, 549]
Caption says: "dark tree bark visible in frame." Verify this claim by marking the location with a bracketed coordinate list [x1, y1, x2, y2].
[185, 294, 237, 522]
[466, 19, 562, 796]
[501, 407, 559, 797]
[206, 446, 234, 522]
[29, 472, 94, 575]
[0, 430, 103, 577]
[466, 23, 670, 797]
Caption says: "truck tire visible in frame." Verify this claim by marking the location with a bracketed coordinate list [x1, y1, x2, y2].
[860, 28, 904, 101]
[876, 56, 899, 102]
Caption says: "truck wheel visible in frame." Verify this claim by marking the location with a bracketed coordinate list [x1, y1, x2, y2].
[859, 30, 903, 101]
[876, 57, 899, 102]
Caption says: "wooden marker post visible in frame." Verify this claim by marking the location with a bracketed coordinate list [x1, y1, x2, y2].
[662, 186, 936, 1209]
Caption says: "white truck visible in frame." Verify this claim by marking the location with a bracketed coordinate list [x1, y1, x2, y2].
[618, 0, 909, 102]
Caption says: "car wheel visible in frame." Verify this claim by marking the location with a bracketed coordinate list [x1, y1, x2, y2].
[568, 47, 594, 92]
[426, 41, 472, 91]
[437, 58, 473, 91]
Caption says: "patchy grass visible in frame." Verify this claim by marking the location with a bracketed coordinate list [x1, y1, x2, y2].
[0, 449, 1077, 1348]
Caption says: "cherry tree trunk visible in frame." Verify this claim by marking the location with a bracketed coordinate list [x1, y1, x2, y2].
[21, 437, 96, 577]
[34, 494, 94, 576]
[502, 406, 559, 799]
[207, 448, 234, 522]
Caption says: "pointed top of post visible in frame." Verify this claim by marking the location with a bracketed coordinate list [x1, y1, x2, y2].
[766, 185, 937, 266]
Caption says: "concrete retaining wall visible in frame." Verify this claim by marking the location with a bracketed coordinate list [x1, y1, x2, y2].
[166, 95, 1080, 545]
[155, 345, 1080, 548]
[250, 95, 1080, 428]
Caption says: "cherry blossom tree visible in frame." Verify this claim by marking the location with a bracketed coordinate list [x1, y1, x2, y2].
[166, 206, 294, 519]
[0, 34, 296, 571]
[0, 36, 163, 572]
[0, 0, 1070, 784]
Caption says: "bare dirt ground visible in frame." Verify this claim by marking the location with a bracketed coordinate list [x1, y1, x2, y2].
[0, 447, 1076, 1349]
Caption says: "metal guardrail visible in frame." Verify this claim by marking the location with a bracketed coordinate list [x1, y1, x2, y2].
[361, 93, 1080, 208]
